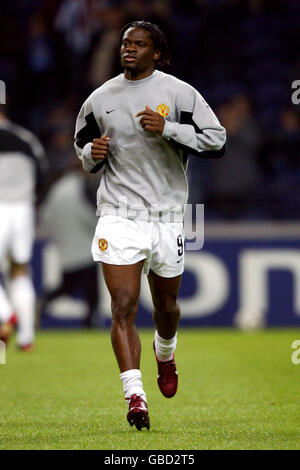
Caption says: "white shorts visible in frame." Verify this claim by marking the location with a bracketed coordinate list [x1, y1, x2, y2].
[91, 215, 184, 278]
[0, 202, 34, 264]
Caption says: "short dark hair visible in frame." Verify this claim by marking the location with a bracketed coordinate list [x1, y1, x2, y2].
[120, 20, 171, 69]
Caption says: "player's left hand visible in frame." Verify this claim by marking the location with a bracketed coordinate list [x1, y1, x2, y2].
[136, 106, 165, 135]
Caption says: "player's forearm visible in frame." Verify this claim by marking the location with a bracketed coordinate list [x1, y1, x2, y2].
[74, 141, 105, 173]
[77, 141, 94, 172]
[160, 83, 226, 158]
[162, 119, 226, 158]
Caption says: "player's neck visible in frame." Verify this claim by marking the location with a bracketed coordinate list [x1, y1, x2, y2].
[124, 67, 155, 81]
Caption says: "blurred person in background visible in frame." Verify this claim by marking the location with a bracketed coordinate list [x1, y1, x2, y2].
[54, 0, 102, 94]
[74, 20, 226, 430]
[39, 162, 100, 328]
[0, 103, 48, 350]
[204, 92, 262, 219]
[26, 13, 55, 132]
[87, 1, 126, 88]
[259, 107, 300, 218]
[42, 101, 78, 181]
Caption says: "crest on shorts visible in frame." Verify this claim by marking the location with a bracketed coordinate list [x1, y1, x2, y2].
[98, 238, 108, 251]
[156, 104, 170, 117]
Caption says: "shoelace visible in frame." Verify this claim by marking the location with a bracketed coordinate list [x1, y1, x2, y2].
[159, 360, 176, 378]
[128, 395, 146, 409]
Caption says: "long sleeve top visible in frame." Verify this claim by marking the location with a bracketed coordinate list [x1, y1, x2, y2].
[74, 70, 226, 222]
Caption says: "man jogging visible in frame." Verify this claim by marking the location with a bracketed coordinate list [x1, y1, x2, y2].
[74, 20, 226, 430]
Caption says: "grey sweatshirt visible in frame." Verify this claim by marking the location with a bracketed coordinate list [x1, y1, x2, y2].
[74, 70, 226, 221]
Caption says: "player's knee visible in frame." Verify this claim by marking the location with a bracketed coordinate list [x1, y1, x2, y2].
[111, 290, 138, 324]
[10, 262, 29, 278]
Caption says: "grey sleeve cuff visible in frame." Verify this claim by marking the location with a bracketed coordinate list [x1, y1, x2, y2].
[82, 142, 96, 172]
[162, 120, 176, 140]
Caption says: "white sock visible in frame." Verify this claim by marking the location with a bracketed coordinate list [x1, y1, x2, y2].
[0, 283, 14, 323]
[9, 276, 35, 346]
[120, 369, 147, 404]
[154, 330, 177, 362]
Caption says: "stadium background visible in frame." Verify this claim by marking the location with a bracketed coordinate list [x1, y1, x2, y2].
[1, 0, 300, 330]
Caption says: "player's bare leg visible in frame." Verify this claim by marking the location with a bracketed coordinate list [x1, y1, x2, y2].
[148, 270, 182, 398]
[148, 271, 182, 339]
[0, 314, 17, 345]
[101, 261, 144, 371]
[9, 260, 35, 350]
[101, 260, 150, 430]
[0, 283, 17, 344]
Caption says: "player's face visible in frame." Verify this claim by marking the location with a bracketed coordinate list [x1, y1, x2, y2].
[120, 27, 160, 79]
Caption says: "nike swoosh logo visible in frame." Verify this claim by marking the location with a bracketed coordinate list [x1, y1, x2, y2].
[176, 259, 183, 263]
[106, 109, 116, 114]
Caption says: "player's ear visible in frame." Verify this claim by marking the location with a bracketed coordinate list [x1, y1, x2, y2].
[153, 50, 161, 62]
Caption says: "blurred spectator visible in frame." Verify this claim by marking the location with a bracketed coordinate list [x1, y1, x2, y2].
[26, 14, 55, 131]
[259, 107, 300, 218]
[39, 165, 100, 327]
[54, 0, 102, 92]
[204, 93, 262, 219]
[88, 2, 126, 87]
[42, 102, 76, 179]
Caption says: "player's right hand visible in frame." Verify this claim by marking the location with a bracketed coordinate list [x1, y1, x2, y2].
[91, 135, 110, 160]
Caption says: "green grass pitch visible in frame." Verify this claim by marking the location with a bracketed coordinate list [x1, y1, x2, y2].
[0, 328, 300, 450]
